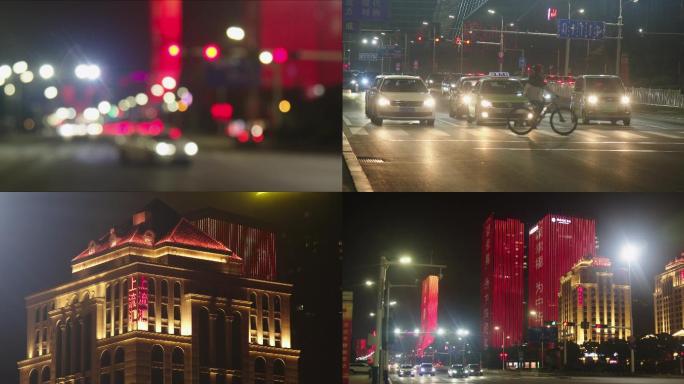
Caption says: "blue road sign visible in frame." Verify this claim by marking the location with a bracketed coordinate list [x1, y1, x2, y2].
[518, 56, 526, 69]
[343, 0, 389, 22]
[557, 19, 606, 40]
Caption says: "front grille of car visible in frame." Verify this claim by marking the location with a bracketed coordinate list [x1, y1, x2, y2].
[492, 102, 526, 108]
[391, 100, 423, 107]
[602, 97, 616, 102]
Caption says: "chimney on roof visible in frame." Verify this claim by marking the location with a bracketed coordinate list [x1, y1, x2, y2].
[133, 210, 150, 226]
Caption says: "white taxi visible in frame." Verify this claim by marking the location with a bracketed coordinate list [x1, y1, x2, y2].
[366, 75, 436, 126]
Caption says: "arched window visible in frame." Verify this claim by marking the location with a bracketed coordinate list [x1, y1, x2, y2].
[172, 347, 184, 384]
[100, 350, 111, 384]
[55, 322, 62, 378]
[262, 294, 269, 312]
[174, 281, 181, 298]
[148, 278, 156, 295]
[35, 308, 40, 323]
[114, 347, 124, 384]
[101, 350, 111, 367]
[273, 359, 286, 384]
[114, 347, 124, 364]
[198, 307, 209, 366]
[41, 366, 50, 384]
[161, 280, 168, 297]
[250, 292, 257, 309]
[254, 357, 267, 384]
[151, 345, 164, 384]
[29, 369, 38, 384]
[64, 320, 72, 375]
[231, 313, 242, 369]
[216, 310, 226, 368]
[74, 319, 82, 373]
[274, 296, 281, 313]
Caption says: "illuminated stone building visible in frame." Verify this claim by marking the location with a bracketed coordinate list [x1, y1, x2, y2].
[558, 256, 632, 344]
[17, 201, 299, 384]
[654, 252, 684, 336]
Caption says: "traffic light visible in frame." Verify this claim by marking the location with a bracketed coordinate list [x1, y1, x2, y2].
[203, 44, 220, 61]
[455, 36, 462, 45]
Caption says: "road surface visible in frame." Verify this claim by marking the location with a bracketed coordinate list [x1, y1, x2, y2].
[0, 135, 341, 191]
[343, 91, 684, 191]
[350, 372, 684, 384]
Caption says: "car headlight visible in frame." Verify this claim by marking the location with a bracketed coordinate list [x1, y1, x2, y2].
[451, 83, 457, 88]
[462, 95, 472, 104]
[423, 97, 436, 108]
[350, 79, 357, 84]
[620, 95, 630, 105]
[184, 141, 198, 156]
[480, 99, 492, 108]
[543, 92, 552, 100]
[361, 78, 369, 85]
[421, 368, 425, 372]
[431, 367, 436, 372]
[587, 94, 598, 105]
[377, 97, 390, 107]
[428, 80, 433, 84]
[155, 142, 176, 156]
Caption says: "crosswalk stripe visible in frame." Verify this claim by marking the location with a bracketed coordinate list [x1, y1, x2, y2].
[574, 130, 606, 140]
[426, 128, 450, 136]
[342, 115, 352, 126]
[349, 127, 368, 135]
[642, 131, 682, 140]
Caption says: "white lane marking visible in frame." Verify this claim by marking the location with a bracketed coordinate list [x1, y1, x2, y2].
[426, 128, 450, 136]
[437, 118, 466, 128]
[573, 130, 605, 140]
[342, 115, 352, 126]
[533, 129, 558, 137]
[642, 131, 682, 139]
[473, 147, 684, 153]
[387, 139, 684, 145]
[349, 127, 369, 135]
[342, 132, 373, 192]
[614, 131, 647, 140]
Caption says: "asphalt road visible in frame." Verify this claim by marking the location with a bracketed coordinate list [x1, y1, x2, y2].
[343, 91, 684, 191]
[350, 372, 684, 384]
[0, 135, 341, 190]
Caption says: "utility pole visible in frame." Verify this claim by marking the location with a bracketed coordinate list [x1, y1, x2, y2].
[564, 1, 571, 75]
[616, 0, 623, 75]
[499, 16, 504, 72]
[459, 24, 464, 73]
[404, 32, 408, 73]
[373, 258, 387, 384]
[432, 24, 437, 72]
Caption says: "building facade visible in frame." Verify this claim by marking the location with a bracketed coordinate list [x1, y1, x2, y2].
[558, 256, 632, 344]
[654, 252, 684, 336]
[528, 214, 596, 327]
[17, 201, 299, 384]
[481, 215, 525, 349]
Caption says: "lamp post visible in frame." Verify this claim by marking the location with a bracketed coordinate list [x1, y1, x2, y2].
[530, 310, 544, 369]
[487, 9, 504, 72]
[494, 326, 507, 370]
[621, 243, 639, 374]
[457, 329, 470, 365]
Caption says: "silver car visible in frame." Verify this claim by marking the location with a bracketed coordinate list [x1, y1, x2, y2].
[118, 133, 199, 164]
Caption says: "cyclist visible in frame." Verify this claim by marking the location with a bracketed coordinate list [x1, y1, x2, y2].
[525, 64, 546, 111]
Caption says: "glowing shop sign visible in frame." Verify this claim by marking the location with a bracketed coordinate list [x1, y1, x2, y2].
[128, 275, 149, 330]
[551, 217, 571, 224]
[577, 285, 583, 306]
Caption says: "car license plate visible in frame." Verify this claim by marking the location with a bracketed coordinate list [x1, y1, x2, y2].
[399, 107, 415, 112]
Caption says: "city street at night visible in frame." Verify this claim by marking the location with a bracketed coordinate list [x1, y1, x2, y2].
[344, 93, 684, 191]
[384, 372, 684, 383]
[0, 135, 340, 190]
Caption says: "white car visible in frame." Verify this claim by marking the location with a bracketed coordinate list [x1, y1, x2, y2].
[118, 133, 198, 164]
[349, 362, 372, 375]
[366, 75, 436, 126]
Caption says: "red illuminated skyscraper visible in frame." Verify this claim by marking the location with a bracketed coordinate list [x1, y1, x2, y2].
[481, 215, 525, 350]
[528, 214, 596, 327]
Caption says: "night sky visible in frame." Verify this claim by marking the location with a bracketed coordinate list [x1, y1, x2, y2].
[0, 193, 341, 382]
[343, 193, 684, 354]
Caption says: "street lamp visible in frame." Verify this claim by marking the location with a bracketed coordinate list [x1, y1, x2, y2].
[39, 64, 54, 80]
[370, 312, 375, 317]
[394, 328, 401, 334]
[365, 280, 375, 287]
[226, 26, 245, 41]
[399, 255, 412, 264]
[437, 328, 445, 336]
[487, 9, 504, 72]
[620, 243, 639, 374]
[578, 8, 585, 14]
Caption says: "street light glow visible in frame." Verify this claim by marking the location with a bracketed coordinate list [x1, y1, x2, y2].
[414, 328, 420, 335]
[422, 21, 429, 25]
[398, 255, 412, 264]
[389, 301, 397, 306]
[365, 280, 374, 287]
[39, 64, 54, 79]
[620, 244, 639, 263]
[43, 86, 58, 99]
[226, 26, 245, 41]
[437, 328, 445, 335]
[487, 9, 496, 14]
[369, 312, 375, 317]
[394, 328, 401, 334]
[259, 50, 274, 65]
[13, 61, 28, 74]
[579, 8, 585, 14]
[494, 326, 500, 330]
[529, 310, 537, 316]
[75, 64, 100, 80]
[448, 15, 455, 19]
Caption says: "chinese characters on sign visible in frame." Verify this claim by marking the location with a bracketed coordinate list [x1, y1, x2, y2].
[577, 285, 584, 306]
[343, 0, 389, 22]
[557, 19, 606, 40]
[128, 275, 149, 330]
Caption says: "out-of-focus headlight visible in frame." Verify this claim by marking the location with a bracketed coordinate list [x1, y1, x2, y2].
[350, 79, 357, 84]
[155, 142, 176, 156]
[451, 83, 457, 88]
[423, 97, 436, 108]
[428, 79, 434, 84]
[431, 367, 436, 372]
[377, 97, 390, 107]
[587, 94, 598, 105]
[420, 368, 425, 372]
[480, 99, 492, 108]
[361, 77, 369, 85]
[184, 141, 198, 156]
[543, 92, 552, 100]
[462, 95, 472, 104]
[620, 95, 630, 105]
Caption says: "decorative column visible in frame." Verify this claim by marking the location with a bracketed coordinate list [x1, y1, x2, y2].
[209, 313, 217, 367]
[59, 323, 67, 377]
[80, 317, 86, 375]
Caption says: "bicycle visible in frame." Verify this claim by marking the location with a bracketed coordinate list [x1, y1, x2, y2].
[507, 92, 578, 135]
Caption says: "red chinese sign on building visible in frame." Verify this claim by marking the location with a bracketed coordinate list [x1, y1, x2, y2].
[416, 275, 439, 357]
[129, 275, 149, 330]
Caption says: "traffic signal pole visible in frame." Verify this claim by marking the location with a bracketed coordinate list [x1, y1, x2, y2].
[616, 0, 623, 76]
[564, 1, 571, 75]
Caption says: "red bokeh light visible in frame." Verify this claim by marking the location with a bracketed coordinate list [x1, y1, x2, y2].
[210, 103, 234, 121]
[168, 44, 181, 57]
[253, 134, 264, 143]
[203, 44, 220, 61]
[168, 127, 182, 140]
[237, 131, 249, 143]
[273, 47, 288, 64]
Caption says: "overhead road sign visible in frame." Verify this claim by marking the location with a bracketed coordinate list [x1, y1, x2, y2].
[558, 19, 606, 40]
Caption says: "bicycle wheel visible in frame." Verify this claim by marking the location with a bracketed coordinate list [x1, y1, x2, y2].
[507, 107, 535, 135]
[549, 106, 578, 135]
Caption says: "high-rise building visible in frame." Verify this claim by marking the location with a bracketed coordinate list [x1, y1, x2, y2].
[528, 214, 596, 327]
[558, 256, 632, 344]
[481, 215, 525, 350]
[654, 252, 684, 336]
[17, 200, 298, 384]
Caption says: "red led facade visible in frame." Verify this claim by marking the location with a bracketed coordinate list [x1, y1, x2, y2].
[416, 275, 439, 357]
[192, 216, 277, 281]
[528, 214, 596, 326]
[481, 215, 524, 350]
[149, 0, 182, 89]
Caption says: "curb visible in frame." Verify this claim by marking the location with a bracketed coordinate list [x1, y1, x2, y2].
[342, 131, 373, 192]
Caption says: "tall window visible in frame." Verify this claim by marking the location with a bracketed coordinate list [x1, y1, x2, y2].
[113, 282, 120, 335]
[114, 348, 124, 384]
[250, 292, 257, 309]
[35, 308, 40, 323]
[123, 280, 129, 331]
[274, 296, 281, 313]
[216, 310, 226, 368]
[41, 328, 47, 355]
[262, 294, 269, 312]
[106, 285, 112, 335]
[29, 369, 38, 384]
[161, 280, 168, 297]
[172, 347, 184, 384]
[74, 319, 82, 373]
[254, 357, 266, 384]
[174, 281, 181, 298]
[151, 345, 164, 384]
[148, 278, 156, 332]
[41, 366, 50, 384]
[173, 305, 181, 334]
[55, 322, 62, 378]
[65, 320, 72, 375]
[198, 307, 209, 366]
[42, 305, 48, 321]
[34, 329, 40, 356]
[161, 304, 169, 334]
[262, 318, 270, 335]
[84, 315, 92, 371]
[273, 359, 286, 384]
[231, 313, 242, 369]
[100, 350, 111, 384]
[250, 315, 257, 344]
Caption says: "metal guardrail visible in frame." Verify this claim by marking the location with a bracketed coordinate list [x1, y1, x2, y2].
[546, 83, 684, 108]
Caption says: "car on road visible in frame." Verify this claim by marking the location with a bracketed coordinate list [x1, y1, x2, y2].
[417, 362, 436, 376]
[463, 76, 530, 125]
[440, 73, 462, 96]
[343, 70, 360, 92]
[117, 133, 198, 164]
[448, 75, 483, 118]
[447, 364, 467, 378]
[397, 364, 416, 377]
[425, 73, 450, 95]
[570, 75, 631, 125]
[466, 364, 483, 376]
[349, 362, 372, 375]
[366, 75, 436, 126]
[356, 72, 378, 91]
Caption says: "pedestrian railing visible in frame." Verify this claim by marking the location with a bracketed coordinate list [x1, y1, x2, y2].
[546, 83, 684, 108]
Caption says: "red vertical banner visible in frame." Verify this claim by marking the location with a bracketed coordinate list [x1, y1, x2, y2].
[416, 275, 439, 357]
[149, 0, 182, 88]
[342, 291, 353, 384]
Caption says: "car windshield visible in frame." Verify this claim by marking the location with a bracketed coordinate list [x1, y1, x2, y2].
[428, 74, 444, 83]
[480, 80, 523, 94]
[421, 363, 432, 367]
[401, 365, 412, 368]
[585, 78, 624, 92]
[469, 365, 480, 370]
[381, 78, 428, 92]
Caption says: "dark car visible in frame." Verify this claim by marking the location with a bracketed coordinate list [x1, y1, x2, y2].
[440, 73, 463, 96]
[418, 362, 435, 376]
[398, 364, 416, 377]
[357, 72, 378, 91]
[448, 364, 467, 378]
[466, 364, 483, 376]
[118, 133, 198, 164]
[425, 73, 450, 95]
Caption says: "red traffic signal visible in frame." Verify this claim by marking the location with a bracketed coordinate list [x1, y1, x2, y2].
[455, 36, 462, 45]
[273, 47, 288, 64]
[203, 44, 220, 61]
[417, 35, 423, 42]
